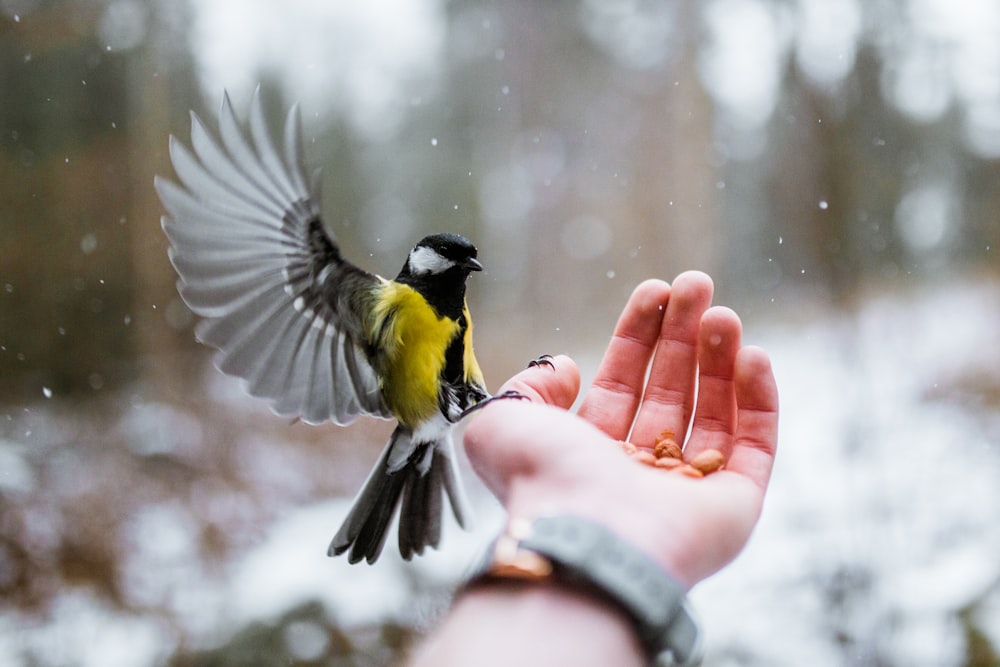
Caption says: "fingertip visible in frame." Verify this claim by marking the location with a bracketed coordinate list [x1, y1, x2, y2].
[737, 345, 771, 369]
[553, 353, 582, 393]
[736, 345, 774, 384]
[663, 272, 714, 326]
[629, 279, 672, 315]
[701, 305, 743, 331]
[698, 307, 743, 364]
[671, 270, 714, 295]
[634, 278, 672, 297]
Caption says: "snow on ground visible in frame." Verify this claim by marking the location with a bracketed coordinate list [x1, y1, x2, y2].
[222, 497, 504, 632]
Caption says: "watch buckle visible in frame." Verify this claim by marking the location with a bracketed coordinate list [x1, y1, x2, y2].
[486, 519, 554, 581]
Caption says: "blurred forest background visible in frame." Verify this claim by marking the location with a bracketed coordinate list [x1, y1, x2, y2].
[1, 0, 999, 665]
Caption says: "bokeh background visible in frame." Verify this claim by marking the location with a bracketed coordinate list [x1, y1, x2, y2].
[2, 0, 999, 665]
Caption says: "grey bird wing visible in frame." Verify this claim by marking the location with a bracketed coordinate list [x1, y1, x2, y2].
[155, 86, 389, 425]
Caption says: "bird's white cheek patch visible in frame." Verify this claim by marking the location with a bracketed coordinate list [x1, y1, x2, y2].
[409, 246, 455, 275]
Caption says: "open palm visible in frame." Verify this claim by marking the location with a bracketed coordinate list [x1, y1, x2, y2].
[463, 272, 779, 587]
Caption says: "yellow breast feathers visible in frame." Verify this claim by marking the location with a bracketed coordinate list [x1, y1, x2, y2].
[461, 302, 485, 389]
[370, 281, 461, 427]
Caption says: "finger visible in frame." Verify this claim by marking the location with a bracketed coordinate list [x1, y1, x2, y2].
[628, 271, 714, 448]
[683, 307, 742, 458]
[494, 354, 581, 410]
[724, 346, 779, 490]
[577, 279, 671, 440]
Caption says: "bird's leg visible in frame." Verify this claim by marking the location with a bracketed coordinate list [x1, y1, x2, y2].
[458, 356, 554, 420]
[459, 390, 528, 419]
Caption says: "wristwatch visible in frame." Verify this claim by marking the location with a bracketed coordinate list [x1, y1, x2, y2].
[467, 515, 703, 666]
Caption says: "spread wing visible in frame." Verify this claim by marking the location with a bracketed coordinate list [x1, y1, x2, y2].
[155, 87, 390, 425]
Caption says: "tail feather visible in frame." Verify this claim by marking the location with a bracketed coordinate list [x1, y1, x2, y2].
[399, 458, 442, 560]
[328, 427, 472, 564]
[327, 430, 406, 564]
[440, 444, 472, 530]
[352, 471, 408, 563]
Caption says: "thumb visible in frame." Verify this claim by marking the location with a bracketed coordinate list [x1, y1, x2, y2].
[463, 399, 600, 501]
[462, 356, 579, 497]
[495, 354, 581, 409]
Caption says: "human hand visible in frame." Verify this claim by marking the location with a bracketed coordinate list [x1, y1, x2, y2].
[463, 272, 779, 588]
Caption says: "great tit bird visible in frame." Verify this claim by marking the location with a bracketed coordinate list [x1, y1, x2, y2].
[155, 88, 514, 564]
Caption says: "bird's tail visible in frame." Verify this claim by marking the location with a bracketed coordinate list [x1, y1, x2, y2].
[328, 427, 472, 564]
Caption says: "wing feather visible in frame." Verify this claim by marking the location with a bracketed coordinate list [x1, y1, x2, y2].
[215, 93, 293, 208]
[276, 318, 327, 418]
[156, 177, 285, 242]
[247, 88, 301, 202]
[282, 103, 311, 196]
[158, 88, 389, 424]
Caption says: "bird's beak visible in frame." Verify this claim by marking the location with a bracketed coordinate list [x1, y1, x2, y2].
[462, 257, 484, 272]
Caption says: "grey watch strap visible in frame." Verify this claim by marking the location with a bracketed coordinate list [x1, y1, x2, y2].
[474, 515, 703, 666]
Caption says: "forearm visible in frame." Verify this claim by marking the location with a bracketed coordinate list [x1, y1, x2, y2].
[408, 580, 646, 667]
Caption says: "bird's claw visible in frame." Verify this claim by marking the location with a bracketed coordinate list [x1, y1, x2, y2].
[527, 354, 555, 370]
[495, 389, 530, 401]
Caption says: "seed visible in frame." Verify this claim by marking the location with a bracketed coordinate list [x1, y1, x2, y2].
[689, 449, 726, 474]
[654, 438, 682, 460]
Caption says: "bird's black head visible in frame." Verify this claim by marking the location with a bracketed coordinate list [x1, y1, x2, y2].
[401, 233, 483, 278]
[396, 233, 482, 317]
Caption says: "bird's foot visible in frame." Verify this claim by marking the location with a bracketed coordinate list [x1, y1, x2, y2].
[459, 390, 529, 419]
[527, 354, 555, 370]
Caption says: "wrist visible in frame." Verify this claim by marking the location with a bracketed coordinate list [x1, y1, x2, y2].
[464, 514, 702, 666]
[431, 579, 646, 667]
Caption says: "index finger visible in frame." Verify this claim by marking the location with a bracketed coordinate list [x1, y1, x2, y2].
[627, 271, 714, 448]
[576, 279, 671, 440]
